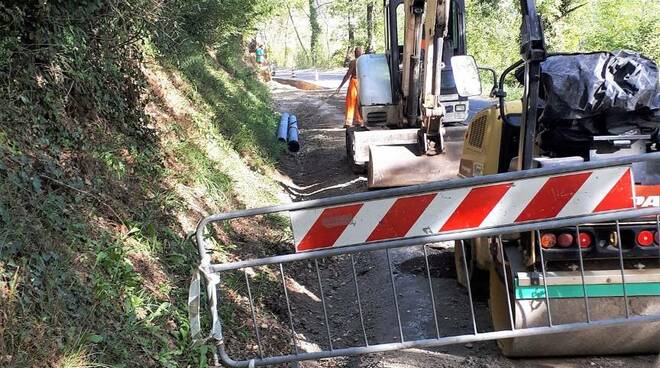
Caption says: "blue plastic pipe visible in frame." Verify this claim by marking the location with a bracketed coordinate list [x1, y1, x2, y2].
[277, 112, 289, 142]
[287, 114, 300, 152]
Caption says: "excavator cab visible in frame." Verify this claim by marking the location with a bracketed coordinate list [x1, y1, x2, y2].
[377, 0, 468, 125]
[348, 0, 474, 187]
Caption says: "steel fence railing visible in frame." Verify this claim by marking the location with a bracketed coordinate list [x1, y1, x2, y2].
[189, 153, 660, 367]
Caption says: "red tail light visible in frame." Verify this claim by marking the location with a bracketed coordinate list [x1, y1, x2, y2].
[557, 233, 573, 247]
[540, 233, 557, 248]
[578, 232, 592, 248]
[637, 230, 654, 247]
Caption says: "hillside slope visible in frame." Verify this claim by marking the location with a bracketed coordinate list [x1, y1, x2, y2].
[0, 3, 286, 366]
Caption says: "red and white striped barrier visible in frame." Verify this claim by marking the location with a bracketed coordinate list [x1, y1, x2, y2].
[291, 166, 634, 252]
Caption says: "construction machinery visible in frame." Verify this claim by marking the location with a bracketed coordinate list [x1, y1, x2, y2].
[456, 72, 660, 354]
[352, 0, 660, 357]
[190, 0, 660, 364]
[449, 1, 660, 358]
[347, 0, 473, 187]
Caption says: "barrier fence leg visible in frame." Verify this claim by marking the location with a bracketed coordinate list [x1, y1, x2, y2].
[279, 263, 299, 355]
[535, 230, 553, 327]
[615, 221, 630, 318]
[386, 249, 405, 342]
[459, 240, 479, 335]
[423, 244, 441, 338]
[350, 254, 369, 346]
[574, 226, 591, 323]
[314, 259, 334, 350]
[497, 235, 515, 330]
[244, 269, 264, 358]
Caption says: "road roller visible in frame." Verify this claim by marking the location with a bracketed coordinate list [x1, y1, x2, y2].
[452, 0, 660, 355]
[456, 90, 660, 356]
[348, 0, 660, 355]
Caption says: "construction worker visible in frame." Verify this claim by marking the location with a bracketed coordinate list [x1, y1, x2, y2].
[255, 44, 266, 66]
[337, 47, 364, 128]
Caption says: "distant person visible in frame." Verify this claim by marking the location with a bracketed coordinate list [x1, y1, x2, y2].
[248, 38, 258, 53]
[255, 45, 266, 66]
[336, 47, 364, 128]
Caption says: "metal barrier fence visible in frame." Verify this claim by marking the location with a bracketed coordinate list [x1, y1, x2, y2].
[190, 153, 660, 367]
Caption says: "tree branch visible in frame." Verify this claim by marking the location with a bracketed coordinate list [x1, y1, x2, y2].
[287, 5, 310, 61]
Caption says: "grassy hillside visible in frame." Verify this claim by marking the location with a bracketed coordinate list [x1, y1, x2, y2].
[0, 2, 285, 366]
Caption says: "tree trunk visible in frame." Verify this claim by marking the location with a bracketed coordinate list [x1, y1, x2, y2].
[308, 0, 321, 66]
[344, 15, 355, 66]
[317, 0, 332, 61]
[366, 1, 374, 53]
[287, 5, 309, 63]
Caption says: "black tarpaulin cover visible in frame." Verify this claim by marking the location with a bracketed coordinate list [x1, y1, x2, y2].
[532, 50, 660, 154]
[539, 50, 659, 122]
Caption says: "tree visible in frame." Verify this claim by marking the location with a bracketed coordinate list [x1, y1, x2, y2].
[580, 0, 659, 61]
[309, 0, 322, 65]
[366, 1, 375, 53]
[287, 4, 310, 63]
[329, 0, 378, 64]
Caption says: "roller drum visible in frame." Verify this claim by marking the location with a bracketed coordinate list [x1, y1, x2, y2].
[489, 267, 660, 357]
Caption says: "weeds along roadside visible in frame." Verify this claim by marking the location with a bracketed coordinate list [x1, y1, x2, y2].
[0, 1, 290, 366]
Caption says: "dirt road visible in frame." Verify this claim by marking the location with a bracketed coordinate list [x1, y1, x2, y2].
[269, 80, 658, 368]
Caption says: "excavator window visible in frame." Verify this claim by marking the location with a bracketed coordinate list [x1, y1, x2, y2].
[395, 4, 405, 46]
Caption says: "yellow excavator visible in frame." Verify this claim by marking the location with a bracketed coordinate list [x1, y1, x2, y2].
[347, 0, 473, 188]
[353, 0, 660, 357]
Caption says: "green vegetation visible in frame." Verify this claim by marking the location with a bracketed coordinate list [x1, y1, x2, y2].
[466, 0, 659, 98]
[266, 0, 658, 72]
[266, 0, 383, 68]
[467, 0, 660, 73]
[0, 0, 283, 366]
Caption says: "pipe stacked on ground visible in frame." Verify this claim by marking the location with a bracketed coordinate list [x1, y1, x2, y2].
[277, 112, 289, 142]
[287, 114, 300, 152]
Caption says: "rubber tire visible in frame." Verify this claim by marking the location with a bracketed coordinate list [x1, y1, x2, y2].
[454, 239, 489, 297]
[345, 127, 366, 174]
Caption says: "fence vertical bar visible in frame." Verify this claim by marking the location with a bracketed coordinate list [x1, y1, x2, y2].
[386, 248, 405, 342]
[423, 244, 441, 338]
[244, 269, 264, 358]
[615, 221, 630, 318]
[315, 259, 334, 350]
[535, 230, 553, 327]
[350, 254, 369, 346]
[279, 263, 299, 354]
[459, 240, 479, 335]
[657, 216, 660, 260]
[574, 225, 591, 323]
[497, 236, 515, 330]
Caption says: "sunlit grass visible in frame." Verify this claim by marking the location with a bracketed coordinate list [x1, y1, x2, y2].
[55, 335, 110, 368]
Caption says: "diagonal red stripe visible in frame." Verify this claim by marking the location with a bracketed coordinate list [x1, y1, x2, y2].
[594, 168, 634, 212]
[367, 193, 436, 241]
[440, 183, 512, 232]
[515, 172, 591, 222]
[297, 204, 363, 251]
